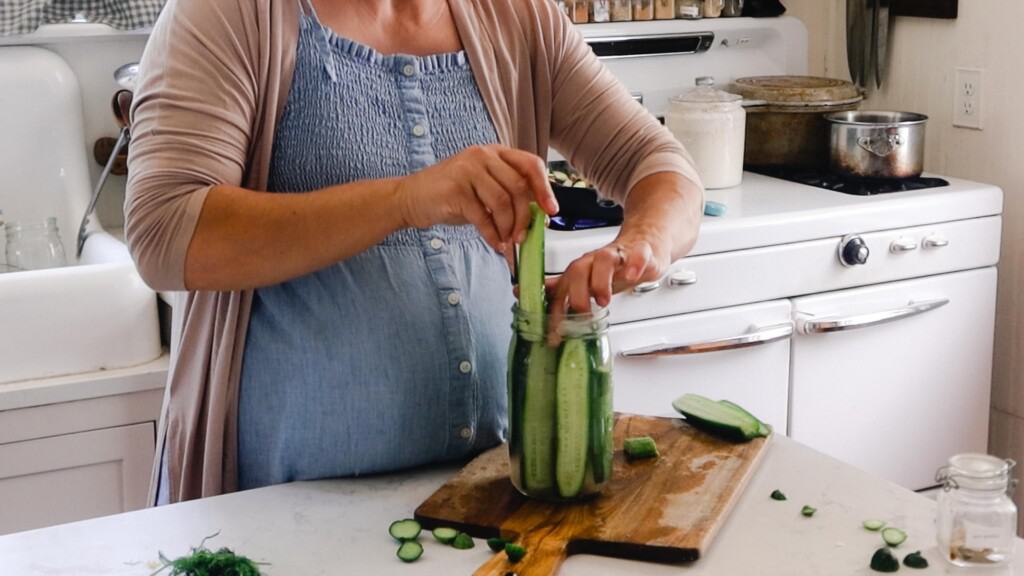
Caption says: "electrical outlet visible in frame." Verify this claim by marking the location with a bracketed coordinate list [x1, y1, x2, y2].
[954, 68, 983, 130]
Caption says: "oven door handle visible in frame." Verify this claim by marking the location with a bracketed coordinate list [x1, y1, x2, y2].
[618, 322, 794, 358]
[797, 298, 949, 335]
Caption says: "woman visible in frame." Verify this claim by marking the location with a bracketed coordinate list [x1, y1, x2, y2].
[127, 0, 703, 503]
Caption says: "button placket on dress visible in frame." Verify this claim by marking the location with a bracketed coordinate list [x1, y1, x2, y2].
[395, 55, 480, 452]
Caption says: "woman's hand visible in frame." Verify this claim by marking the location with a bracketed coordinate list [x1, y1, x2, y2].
[395, 145, 559, 252]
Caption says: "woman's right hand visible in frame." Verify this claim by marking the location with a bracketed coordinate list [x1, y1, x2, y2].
[395, 145, 559, 253]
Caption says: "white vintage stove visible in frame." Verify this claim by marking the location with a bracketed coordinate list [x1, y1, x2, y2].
[549, 16, 1002, 491]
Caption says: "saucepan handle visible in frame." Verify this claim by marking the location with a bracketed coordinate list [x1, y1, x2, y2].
[857, 133, 903, 157]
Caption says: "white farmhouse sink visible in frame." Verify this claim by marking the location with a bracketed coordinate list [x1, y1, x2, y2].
[0, 47, 160, 385]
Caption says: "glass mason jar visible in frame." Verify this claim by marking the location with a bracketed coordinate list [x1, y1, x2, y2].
[610, 0, 633, 21]
[590, 0, 611, 22]
[655, 0, 676, 19]
[722, 0, 744, 16]
[507, 304, 613, 502]
[936, 454, 1018, 567]
[571, 0, 591, 23]
[5, 217, 67, 271]
[633, 0, 654, 20]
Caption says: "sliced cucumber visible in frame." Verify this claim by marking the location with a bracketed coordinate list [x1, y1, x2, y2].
[432, 527, 458, 544]
[486, 537, 508, 552]
[903, 551, 928, 569]
[388, 519, 421, 542]
[452, 532, 475, 550]
[673, 394, 761, 441]
[801, 505, 817, 517]
[882, 527, 907, 547]
[870, 547, 899, 573]
[623, 436, 659, 460]
[555, 338, 591, 498]
[863, 519, 886, 532]
[517, 203, 547, 329]
[588, 339, 613, 483]
[521, 342, 557, 493]
[718, 400, 772, 438]
[770, 489, 787, 501]
[396, 541, 423, 563]
[505, 543, 527, 563]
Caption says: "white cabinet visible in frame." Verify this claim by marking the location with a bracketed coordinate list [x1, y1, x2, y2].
[789, 268, 997, 490]
[609, 299, 792, 432]
[0, 423, 154, 535]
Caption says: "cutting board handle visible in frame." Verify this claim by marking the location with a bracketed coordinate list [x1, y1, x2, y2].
[473, 526, 570, 576]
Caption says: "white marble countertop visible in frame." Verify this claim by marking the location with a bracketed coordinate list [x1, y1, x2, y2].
[1, 436, 1022, 575]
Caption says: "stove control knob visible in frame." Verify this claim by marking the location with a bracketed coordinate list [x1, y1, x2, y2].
[839, 235, 870, 267]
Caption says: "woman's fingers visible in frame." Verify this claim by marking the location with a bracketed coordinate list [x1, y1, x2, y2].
[460, 194, 505, 252]
[485, 156, 533, 244]
[589, 246, 619, 307]
[496, 148, 559, 216]
[471, 170, 516, 242]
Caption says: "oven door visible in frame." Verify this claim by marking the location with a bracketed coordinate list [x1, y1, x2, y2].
[609, 299, 793, 432]
[789, 267, 997, 490]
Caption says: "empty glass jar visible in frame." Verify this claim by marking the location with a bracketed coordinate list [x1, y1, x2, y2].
[676, 0, 703, 18]
[5, 217, 67, 271]
[507, 305, 613, 502]
[936, 454, 1018, 568]
[723, 0, 744, 16]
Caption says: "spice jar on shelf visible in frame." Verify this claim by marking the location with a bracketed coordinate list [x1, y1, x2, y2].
[722, 0, 744, 16]
[936, 454, 1018, 568]
[572, 0, 591, 23]
[704, 0, 724, 17]
[591, 0, 611, 22]
[655, 0, 675, 19]
[634, 0, 654, 20]
[610, 0, 632, 21]
[675, 0, 702, 19]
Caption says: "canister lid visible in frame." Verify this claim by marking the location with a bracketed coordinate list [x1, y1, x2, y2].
[671, 76, 743, 104]
[731, 75, 863, 107]
[937, 453, 1015, 492]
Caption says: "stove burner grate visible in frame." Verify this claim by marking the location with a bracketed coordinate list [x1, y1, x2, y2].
[749, 166, 950, 195]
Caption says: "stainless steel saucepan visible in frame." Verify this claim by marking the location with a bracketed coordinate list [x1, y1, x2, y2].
[825, 111, 927, 179]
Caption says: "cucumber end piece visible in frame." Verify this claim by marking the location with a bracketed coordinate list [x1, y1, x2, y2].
[673, 394, 761, 442]
[800, 505, 817, 517]
[432, 526, 458, 544]
[623, 436, 659, 461]
[770, 489, 787, 501]
[863, 519, 886, 532]
[870, 547, 900, 573]
[451, 532, 475, 550]
[881, 527, 907, 547]
[505, 543, 527, 563]
[486, 537, 508, 552]
[903, 551, 929, 569]
[388, 519, 422, 542]
[396, 541, 423, 563]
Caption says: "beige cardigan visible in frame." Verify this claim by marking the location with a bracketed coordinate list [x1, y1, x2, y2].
[126, 0, 700, 503]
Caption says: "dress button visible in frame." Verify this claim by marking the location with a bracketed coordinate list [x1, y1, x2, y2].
[402, 63, 416, 77]
[447, 292, 461, 306]
[459, 427, 473, 440]
[412, 124, 427, 137]
[459, 360, 473, 374]
[429, 238, 444, 251]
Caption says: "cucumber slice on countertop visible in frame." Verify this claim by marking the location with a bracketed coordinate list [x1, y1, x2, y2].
[505, 543, 527, 563]
[486, 537, 508, 552]
[452, 532, 475, 550]
[673, 394, 761, 441]
[870, 547, 899, 573]
[903, 551, 928, 569]
[882, 527, 907, 547]
[396, 541, 423, 563]
[555, 337, 591, 499]
[863, 519, 886, 532]
[718, 400, 772, 438]
[388, 519, 421, 542]
[432, 527, 458, 544]
[623, 436, 659, 461]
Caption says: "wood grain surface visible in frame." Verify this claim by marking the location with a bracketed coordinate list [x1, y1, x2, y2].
[415, 414, 770, 575]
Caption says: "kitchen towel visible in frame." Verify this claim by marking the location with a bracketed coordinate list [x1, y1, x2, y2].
[0, 0, 164, 36]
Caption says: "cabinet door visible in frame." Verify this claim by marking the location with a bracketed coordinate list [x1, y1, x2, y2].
[0, 422, 154, 535]
[790, 268, 996, 490]
[609, 300, 793, 431]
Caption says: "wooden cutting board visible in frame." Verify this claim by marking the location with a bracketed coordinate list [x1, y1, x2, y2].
[415, 414, 770, 575]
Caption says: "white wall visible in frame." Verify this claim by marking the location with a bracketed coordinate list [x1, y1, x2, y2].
[787, 0, 1024, 529]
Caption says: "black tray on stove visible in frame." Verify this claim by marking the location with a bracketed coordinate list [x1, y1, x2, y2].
[548, 161, 623, 230]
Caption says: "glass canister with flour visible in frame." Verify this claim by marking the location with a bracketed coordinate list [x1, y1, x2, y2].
[666, 77, 746, 189]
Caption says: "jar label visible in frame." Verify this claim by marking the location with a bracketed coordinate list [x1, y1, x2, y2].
[679, 6, 700, 16]
[964, 520, 1006, 551]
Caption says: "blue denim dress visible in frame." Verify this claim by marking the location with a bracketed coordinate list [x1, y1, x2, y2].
[237, 6, 513, 490]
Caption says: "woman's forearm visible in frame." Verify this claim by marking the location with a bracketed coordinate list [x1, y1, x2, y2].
[618, 172, 702, 265]
[185, 179, 405, 291]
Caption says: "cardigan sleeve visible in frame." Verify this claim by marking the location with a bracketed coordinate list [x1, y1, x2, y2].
[541, 4, 703, 204]
[125, 0, 259, 291]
